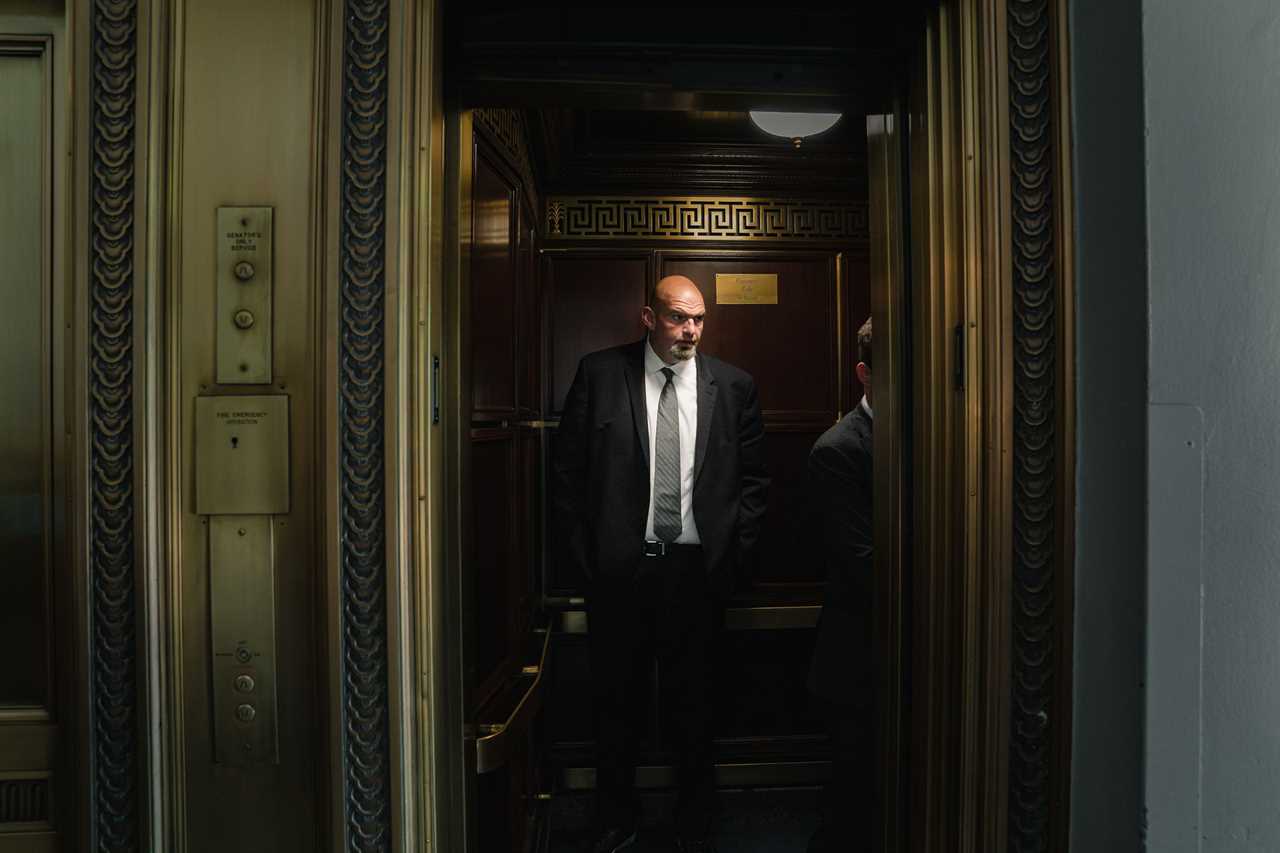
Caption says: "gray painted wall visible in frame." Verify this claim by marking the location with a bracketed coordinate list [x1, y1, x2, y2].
[1069, 0, 1148, 850]
[1073, 1, 1280, 850]
[1144, 1, 1280, 850]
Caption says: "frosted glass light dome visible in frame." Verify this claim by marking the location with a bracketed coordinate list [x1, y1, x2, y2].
[748, 111, 842, 145]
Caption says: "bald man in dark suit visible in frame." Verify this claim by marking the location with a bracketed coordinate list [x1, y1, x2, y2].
[552, 275, 770, 853]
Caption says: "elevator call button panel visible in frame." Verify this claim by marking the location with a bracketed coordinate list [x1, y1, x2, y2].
[195, 394, 290, 515]
[216, 206, 273, 384]
[209, 515, 279, 765]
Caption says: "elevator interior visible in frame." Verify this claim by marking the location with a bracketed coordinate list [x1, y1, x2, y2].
[445, 4, 926, 850]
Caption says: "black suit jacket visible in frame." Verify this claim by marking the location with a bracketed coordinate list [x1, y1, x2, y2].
[806, 404, 874, 705]
[552, 340, 770, 597]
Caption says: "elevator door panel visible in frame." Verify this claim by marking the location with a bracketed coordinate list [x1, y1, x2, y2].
[0, 14, 66, 847]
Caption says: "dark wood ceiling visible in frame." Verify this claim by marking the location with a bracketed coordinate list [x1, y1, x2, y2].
[529, 108, 869, 196]
[450, 0, 928, 197]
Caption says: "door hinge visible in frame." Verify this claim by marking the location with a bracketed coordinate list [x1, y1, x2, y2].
[954, 324, 965, 391]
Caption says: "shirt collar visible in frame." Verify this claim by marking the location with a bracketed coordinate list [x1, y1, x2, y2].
[645, 338, 695, 378]
[860, 395, 873, 419]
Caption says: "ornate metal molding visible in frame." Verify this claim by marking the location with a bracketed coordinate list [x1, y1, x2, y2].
[340, 2, 391, 851]
[475, 107, 539, 218]
[1008, 0, 1058, 850]
[546, 196, 870, 243]
[89, 2, 139, 851]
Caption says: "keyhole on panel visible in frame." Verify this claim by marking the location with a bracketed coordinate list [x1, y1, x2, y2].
[231, 436, 239, 449]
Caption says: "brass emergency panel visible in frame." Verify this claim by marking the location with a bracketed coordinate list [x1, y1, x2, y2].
[209, 515, 279, 765]
[216, 206, 273, 383]
[195, 395, 290, 515]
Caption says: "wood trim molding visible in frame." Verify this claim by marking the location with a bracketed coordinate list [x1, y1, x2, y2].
[473, 107, 539, 223]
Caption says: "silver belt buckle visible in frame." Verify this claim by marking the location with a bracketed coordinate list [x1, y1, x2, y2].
[644, 540, 666, 557]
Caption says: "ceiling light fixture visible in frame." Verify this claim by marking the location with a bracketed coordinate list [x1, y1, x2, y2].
[748, 110, 842, 148]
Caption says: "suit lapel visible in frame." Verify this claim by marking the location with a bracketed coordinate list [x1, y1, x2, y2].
[625, 341, 649, 465]
[693, 353, 718, 486]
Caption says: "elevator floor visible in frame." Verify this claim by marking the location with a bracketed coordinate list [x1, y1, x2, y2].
[549, 786, 821, 852]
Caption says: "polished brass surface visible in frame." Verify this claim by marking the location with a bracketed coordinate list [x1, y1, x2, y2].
[714, 273, 778, 305]
[867, 110, 908, 853]
[0, 40, 51, 710]
[215, 206, 274, 384]
[208, 516, 279, 765]
[474, 626, 551, 773]
[170, 0, 325, 847]
[194, 395, 290, 515]
[412, 0, 452, 845]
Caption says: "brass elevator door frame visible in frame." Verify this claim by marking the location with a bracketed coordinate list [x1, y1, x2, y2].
[421, 2, 1076, 852]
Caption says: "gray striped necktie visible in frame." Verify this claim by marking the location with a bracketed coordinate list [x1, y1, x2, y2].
[653, 367, 682, 542]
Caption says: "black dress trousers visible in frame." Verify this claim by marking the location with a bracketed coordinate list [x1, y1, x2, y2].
[588, 546, 722, 836]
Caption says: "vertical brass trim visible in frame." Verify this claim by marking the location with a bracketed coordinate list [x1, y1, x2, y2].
[953, 0, 1017, 849]
[866, 109, 907, 853]
[410, 0, 449, 846]
[336, 1, 393, 851]
[907, 5, 970, 846]
[137, 0, 179, 848]
[84, 2, 142, 851]
[383, 0, 420, 850]
[439, 107, 476, 851]
[834, 251, 844, 418]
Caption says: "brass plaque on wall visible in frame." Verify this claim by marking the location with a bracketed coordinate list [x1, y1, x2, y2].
[715, 273, 778, 304]
[216, 206, 273, 384]
[195, 395, 290, 515]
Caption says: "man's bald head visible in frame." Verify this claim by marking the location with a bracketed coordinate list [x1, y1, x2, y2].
[643, 275, 706, 363]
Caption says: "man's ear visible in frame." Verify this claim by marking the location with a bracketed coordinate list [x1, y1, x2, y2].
[641, 306, 656, 331]
[855, 361, 871, 387]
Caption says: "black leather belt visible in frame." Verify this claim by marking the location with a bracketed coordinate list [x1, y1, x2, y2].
[642, 541, 702, 558]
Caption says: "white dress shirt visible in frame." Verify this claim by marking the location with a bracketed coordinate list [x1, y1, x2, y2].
[643, 339, 701, 543]
[861, 395, 873, 419]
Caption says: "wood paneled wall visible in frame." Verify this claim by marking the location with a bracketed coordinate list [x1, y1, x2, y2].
[469, 131, 541, 708]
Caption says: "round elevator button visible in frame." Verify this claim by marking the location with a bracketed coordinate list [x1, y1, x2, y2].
[235, 647, 252, 663]
[234, 674, 256, 693]
[233, 309, 255, 330]
[235, 703, 257, 723]
[234, 261, 256, 282]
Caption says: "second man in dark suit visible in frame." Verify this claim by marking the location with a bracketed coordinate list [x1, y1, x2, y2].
[552, 275, 770, 853]
[807, 316, 876, 852]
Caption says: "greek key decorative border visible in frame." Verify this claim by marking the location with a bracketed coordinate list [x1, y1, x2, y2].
[1008, 0, 1061, 849]
[475, 108, 539, 217]
[89, 2, 140, 851]
[546, 196, 870, 243]
[339, 2, 392, 851]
